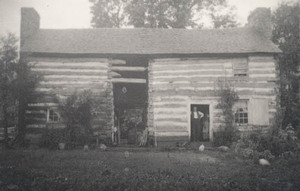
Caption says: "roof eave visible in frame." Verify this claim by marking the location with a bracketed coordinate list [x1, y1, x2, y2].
[20, 51, 281, 58]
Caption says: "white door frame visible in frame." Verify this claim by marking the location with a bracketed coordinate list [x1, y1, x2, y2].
[187, 101, 214, 141]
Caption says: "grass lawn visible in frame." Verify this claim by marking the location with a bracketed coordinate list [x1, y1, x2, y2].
[0, 147, 299, 191]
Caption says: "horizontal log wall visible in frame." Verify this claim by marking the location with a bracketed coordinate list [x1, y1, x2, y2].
[148, 55, 278, 145]
[247, 55, 277, 129]
[26, 57, 114, 141]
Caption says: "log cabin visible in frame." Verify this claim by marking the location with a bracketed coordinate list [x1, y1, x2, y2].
[20, 8, 281, 146]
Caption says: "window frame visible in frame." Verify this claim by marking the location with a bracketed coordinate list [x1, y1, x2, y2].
[234, 100, 249, 126]
[233, 60, 249, 77]
[46, 108, 60, 123]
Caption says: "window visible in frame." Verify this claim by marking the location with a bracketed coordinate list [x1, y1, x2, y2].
[47, 109, 60, 123]
[234, 100, 248, 125]
[233, 61, 248, 77]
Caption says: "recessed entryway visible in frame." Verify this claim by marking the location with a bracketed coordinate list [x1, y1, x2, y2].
[112, 56, 148, 145]
[190, 104, 210, 142]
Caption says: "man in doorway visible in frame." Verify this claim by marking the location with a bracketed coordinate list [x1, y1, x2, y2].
[191, 106, 204, 142]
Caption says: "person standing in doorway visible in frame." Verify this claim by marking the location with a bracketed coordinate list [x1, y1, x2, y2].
[191, 106, 204, 142]
[203, 114, 209, 141]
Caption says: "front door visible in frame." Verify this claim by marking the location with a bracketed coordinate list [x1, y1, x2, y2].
[190, 104, 210, 142]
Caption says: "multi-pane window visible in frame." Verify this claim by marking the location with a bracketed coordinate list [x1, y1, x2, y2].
[47, 109, 60, 123]
[233, 61, 248, 77]
[234, 100, 248, 125]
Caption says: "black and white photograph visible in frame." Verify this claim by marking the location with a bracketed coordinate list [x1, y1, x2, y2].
[0, 0, 299, 190]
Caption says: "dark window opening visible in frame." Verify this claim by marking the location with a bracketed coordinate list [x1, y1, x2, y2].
[233, 61, 248, 77]
[47, 109, 60, 123]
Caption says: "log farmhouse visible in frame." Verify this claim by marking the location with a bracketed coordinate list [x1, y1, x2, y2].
[20, 8, 281, 146]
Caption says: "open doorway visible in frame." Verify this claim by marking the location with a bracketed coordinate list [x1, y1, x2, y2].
[113, 83, 147, 145]
[111, 56, 148, 145]
[190, 104, 210, 142]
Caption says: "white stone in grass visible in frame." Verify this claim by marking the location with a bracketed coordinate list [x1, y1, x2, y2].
[259, 159, 271, 166]
[124, 151, 130, 158]
[99, 144, 107, 151]
[58, 143, 66, 150]
[199, 144, 205, 152]
[83, 145, 89, 152]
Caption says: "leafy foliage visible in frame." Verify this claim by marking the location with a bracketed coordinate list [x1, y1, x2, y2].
[14, 59, 40, 146]
[0, 33, 40, 147]
[210, 4, 239, 28]
[271, 3, 300, 130]
[234, 125, 300, 162]
[126, 0, 203, 28]
[213, 130, 239, 147]
[58, 90, 102, 147]
[247, 7, 272, 38]
[90, 0, 238, 28]
[214, 82, 239, 146]
[0, 33, 18, 146]
[90, 0, 126, 28]
[217, 83, 239, 128]
[38, 128, 67, 150]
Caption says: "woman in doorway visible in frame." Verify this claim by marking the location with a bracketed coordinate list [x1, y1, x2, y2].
[203, 114, 209, 141]
[191, 106, 204, 142]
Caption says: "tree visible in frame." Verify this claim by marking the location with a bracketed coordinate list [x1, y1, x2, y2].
[126, 0, 205, 28]
[0, 33, 39, 147]
[210, 4, 238, 28]
[214, 81, 239, 146]
[0, 33, 18, 148]
[271, 3, 300, 130]
[247, 7, 272, 39]
[90, 0, 127, 28]
[125, 0, 170, 28]
[14, 58, 40, 146]
[90, 0, 238, 29]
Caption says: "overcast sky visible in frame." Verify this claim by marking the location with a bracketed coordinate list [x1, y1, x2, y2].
[0, 0, 295, 37]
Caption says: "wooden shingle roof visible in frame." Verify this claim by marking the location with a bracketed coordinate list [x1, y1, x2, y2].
[21, 27, 281, 55]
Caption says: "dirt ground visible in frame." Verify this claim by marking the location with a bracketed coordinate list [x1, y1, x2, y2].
[0, 147, 299, 191]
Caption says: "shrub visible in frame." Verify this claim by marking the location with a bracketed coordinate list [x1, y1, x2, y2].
[215, 82, 239, 146]
[213, 129, 240, 147]
[59, 91, 98, 148]
[234, 125, 300, 159]
[253, 126, 299, 156]
[38, 128, 67, 150]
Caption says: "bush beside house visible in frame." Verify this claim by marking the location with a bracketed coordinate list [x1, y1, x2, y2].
[39, 91, 102, 149]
